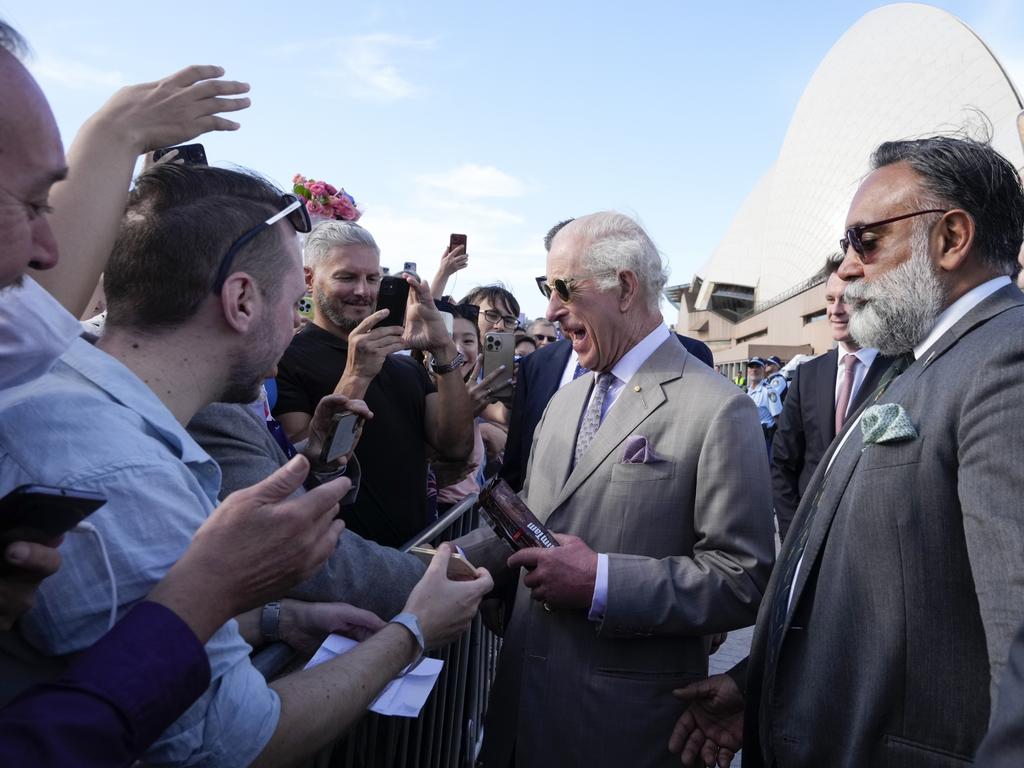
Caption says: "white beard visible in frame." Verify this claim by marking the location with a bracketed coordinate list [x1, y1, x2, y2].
[843, 225, 946, 357]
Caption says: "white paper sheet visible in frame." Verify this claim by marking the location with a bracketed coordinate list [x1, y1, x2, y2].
[304, 633, 444, 717]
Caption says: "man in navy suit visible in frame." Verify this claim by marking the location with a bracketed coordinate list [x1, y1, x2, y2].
[770, 255, 891, 541]
[501, 219, 713, 491]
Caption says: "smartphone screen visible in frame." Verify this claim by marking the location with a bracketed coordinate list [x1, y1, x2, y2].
[374, 275, 410, 328]
[0, 485, 106, 545]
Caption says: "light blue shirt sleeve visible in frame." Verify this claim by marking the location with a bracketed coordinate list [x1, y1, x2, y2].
[588, 553, 610, 621]
[0, 374, 280, 767]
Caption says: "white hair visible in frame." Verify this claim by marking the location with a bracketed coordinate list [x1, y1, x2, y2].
[562, 211, 669, 313]
[303, 220, 379, 268]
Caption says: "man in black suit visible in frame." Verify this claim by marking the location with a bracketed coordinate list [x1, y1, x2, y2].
[501, 226, 714, 492]
[770, 255, 891, 541]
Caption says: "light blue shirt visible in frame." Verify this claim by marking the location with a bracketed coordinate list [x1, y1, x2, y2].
[0, 337, 279, 767]
[747, 380, 783, 426]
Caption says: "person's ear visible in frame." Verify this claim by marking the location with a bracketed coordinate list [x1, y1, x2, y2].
[220, 272, 260, 333]
[617, 270, 640, 312]
[935, 209, 975, 273]
[304, 265, 314, 290]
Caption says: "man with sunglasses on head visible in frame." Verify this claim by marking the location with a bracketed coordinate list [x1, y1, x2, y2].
[0, 162, 493, 767]
[273, 220, 476, 548]
[460, 211, 774, 768]
[671, 135, 1024, 768]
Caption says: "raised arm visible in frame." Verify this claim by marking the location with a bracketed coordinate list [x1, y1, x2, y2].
[37, 65, 250, 316]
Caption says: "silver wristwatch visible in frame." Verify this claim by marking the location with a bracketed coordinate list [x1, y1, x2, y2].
[260, 601, 282, 643]
[389, 611, 425, 673]
[430, 351, 465, 375]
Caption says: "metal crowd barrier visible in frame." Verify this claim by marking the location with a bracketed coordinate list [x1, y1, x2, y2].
[253, 492, 503, 768]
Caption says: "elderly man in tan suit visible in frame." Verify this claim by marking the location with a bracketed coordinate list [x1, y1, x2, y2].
[462, 212, 775, 768]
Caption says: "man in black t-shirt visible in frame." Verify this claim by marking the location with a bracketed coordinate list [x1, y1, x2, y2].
[274, 221, 474, 547]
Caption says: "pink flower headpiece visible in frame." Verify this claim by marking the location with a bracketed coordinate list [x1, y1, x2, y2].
[292, 174, 362, 222]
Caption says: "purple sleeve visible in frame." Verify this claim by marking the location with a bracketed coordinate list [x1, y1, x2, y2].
[0, 600, 210, 767]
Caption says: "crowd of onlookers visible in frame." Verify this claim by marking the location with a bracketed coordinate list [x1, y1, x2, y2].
[4, 13, 1024, 768]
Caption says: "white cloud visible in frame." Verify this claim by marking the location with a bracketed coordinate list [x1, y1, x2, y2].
[30, 53, 125, 91]
[417, 163, 527, 199]
[292, 33, 435, 102]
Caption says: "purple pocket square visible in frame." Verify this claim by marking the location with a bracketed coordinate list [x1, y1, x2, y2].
[622, 435, 664, 464]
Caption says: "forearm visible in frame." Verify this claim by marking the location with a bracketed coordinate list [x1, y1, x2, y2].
[335, 372, 372, 401]
[253, 623, 417, 767]
[36, 115, 141, 316]
[147, 560, 241, 645]
[429, 269, 451, 301]
[429, 345, 475, 460]
[235, 607, 263, 648]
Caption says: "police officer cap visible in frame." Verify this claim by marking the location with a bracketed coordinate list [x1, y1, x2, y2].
[767, 355, 782, 366]
[747, 357, 766, 368]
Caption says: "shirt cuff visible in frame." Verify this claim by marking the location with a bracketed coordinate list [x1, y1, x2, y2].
[588, 553, 609, 622]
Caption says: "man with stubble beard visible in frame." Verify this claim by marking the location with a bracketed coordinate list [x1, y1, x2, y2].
[274, 221, 474, 548]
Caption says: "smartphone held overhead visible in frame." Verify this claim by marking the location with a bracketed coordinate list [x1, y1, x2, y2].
[152, 143, 208, 165]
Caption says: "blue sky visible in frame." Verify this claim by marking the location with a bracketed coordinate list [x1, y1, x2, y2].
[7, 1, 1024, 319]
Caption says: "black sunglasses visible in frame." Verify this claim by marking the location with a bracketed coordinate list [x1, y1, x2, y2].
[212, 194, 312, 293]
[839, 209, 947, 262]
[533, 333, 556, 343]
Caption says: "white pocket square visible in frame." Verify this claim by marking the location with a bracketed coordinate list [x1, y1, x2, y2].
[861, 403, 918, 445]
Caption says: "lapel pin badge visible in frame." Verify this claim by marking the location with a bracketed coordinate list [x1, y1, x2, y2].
[633, 385, 642, 392]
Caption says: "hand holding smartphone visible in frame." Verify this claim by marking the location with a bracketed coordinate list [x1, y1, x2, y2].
[320, 411, 364, 465]
[0, 485, 106, 546]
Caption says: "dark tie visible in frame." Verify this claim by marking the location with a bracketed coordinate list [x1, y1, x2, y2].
[759, 351, 913, 756]
[572, 372, 615, 469]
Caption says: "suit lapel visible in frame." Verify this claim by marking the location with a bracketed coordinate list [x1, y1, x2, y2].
[784, 284, 1024, 622]
[534, 374, 593, 523]
[544, 338, 682, 519]
[813, 349, 838, 441]
[850, 353, 892, 413]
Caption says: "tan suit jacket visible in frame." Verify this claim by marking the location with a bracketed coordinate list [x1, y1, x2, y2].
[464, 337, 775, 768]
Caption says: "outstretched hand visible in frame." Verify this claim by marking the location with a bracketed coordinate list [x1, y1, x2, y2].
[669, 674, 745, 767]
[92, 64, 251, 155]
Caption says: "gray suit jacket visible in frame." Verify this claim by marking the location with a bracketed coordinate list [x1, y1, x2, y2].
[463, 337, 775, 768]
[974, 618, 1024, 766]
[187, 403, 425, 620]
[744, 284, 1024, 768]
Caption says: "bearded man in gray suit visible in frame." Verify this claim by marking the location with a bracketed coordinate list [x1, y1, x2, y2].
[461, 212, 775, 768]
[671, 135, 1024, 768]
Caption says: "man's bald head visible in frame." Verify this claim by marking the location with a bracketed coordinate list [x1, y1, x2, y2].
[0, 24, 67, 288]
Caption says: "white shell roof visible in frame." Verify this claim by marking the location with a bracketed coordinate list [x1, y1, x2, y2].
[696, 2, 1024, 305]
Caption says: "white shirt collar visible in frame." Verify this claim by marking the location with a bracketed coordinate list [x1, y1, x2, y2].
[913, 276, 1010, 360]
[835, 342, 879, 371]
[608, 324, 671, 384]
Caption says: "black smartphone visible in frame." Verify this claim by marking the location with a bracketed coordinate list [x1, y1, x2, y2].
[403, 261, 417, 275]
[483, 332, 516, 402]
[374, 275, 410, 328]
[320, 412, 363, 465]
[152, 143, 208, 165]
[0, 485, 106, 545]
[449, 233, 467, 253]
